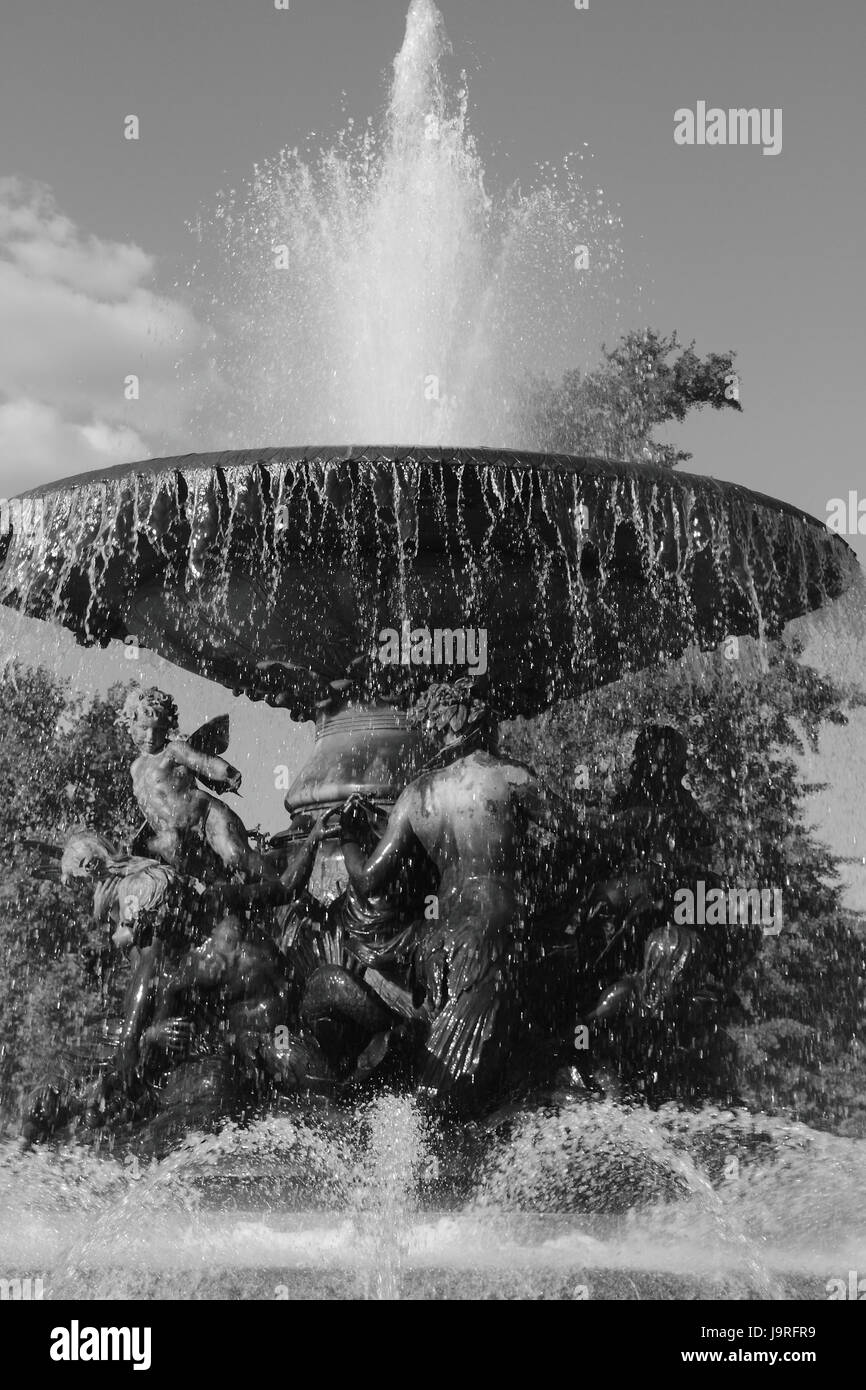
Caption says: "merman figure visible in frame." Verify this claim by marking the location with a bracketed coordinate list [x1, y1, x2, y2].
[339, 676, 569, 1114]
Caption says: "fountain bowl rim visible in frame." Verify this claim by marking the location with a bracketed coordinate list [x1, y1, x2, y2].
[14, 444, 854, 550]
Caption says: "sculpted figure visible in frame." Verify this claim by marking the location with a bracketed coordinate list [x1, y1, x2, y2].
[340, 677, 573, 1113]
[107, 807, 335, 1087]
[59, 830, 189, 952]
[581, 724, 721, 1050]
[18, 830, 205, 1142]
[19, 811, 344, 1143]
[140, 913, 334, 1094]
[121, 688, 272, 883]
[607, 723, 713, 879]
[60, 830, 204, 1081]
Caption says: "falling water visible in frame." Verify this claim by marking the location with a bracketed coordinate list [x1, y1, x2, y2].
[0, 449, 856, 718]
[184, 0, 629, 448]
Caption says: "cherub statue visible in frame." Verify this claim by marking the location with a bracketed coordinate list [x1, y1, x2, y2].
[120, 688, 273, 884]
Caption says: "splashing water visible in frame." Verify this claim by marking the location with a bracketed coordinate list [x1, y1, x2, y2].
[184, 0, 629, 448]
[2, 1094, 865, 1300]
[347, 1096, 431, 1299]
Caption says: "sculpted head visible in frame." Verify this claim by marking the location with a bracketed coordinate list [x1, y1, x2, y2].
[408, 675, 495, 754]
[61, 832, 117, 885]
[121, 687, 179, 754]
[630, 723, 688, 791]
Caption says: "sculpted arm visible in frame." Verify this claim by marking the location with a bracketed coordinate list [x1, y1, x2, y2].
[171, 739, 241, 790]
[341, 793, 418, 896]
[206, 814, 330, 908]
[280, 812, 333, 893]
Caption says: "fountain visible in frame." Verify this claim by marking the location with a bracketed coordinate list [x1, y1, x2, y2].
[0, 0, 863, 1301]
[0, 445, 855, 903]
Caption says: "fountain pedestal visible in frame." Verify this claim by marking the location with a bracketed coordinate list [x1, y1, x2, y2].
[275, 702, 423, 902]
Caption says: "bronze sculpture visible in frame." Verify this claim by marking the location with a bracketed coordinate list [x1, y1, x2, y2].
[3, 445, 855, 1142]
[122, 688, 274, 884]
[19, 682, 737, 1143]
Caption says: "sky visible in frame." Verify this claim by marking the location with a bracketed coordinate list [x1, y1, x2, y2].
[1, 0, 865, 897]
[1, 0, 864, 552]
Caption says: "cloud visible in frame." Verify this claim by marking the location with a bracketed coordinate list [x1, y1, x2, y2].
[0, 178, 154, 301]
[0, 178, 211, 493]
[0, 399, 148, 484]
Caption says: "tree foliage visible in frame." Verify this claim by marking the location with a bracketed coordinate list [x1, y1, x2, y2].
[0, 664, 139, 1120]
[502, 638, 866, 1132]
[523, 328, 741, 465]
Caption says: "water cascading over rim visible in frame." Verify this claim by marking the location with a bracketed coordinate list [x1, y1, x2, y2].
[0, 447, 857, 727]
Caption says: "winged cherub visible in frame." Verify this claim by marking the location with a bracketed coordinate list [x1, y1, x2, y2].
[121, 687, 272, 883]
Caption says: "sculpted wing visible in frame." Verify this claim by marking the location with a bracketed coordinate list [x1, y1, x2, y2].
[185, 715, 240, 795]
[12, 837, 64, 881]
[186, 715, 230, 758]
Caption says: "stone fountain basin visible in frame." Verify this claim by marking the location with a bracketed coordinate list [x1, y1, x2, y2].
[0, 447, 857, 719]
